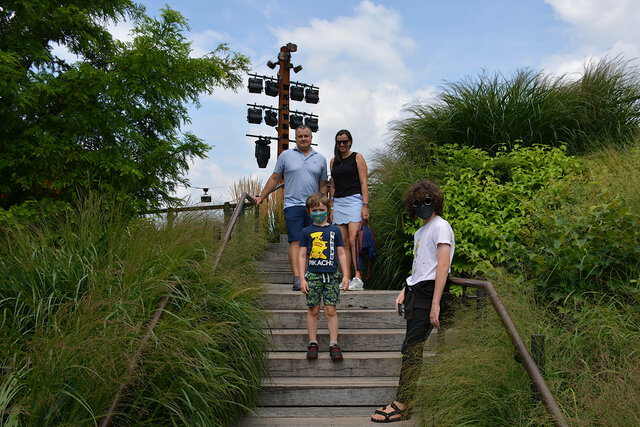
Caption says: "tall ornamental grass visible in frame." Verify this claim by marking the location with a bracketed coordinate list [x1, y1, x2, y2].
[389, 57, 640, 162]
[231, 177, 285, 241]
[415, 275, 640, 426]
[0, 196, 269, 426]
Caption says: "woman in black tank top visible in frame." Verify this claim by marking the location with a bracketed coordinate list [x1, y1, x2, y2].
[330, 129, 370, 290]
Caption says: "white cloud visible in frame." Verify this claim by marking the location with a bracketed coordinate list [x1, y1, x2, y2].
[179, 1, 436, 206]
[267, 0, 427, 161]
[543, 0, 640, 76]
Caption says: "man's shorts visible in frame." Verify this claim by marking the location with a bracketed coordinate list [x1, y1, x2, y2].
[305, 271, 342, 307]
[284, 206, 312, 242]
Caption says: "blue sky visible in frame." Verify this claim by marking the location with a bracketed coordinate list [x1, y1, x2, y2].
[122, 0, 640, 203]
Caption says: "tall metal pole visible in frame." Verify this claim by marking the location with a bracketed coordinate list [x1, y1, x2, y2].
[277, 46, 291, 157]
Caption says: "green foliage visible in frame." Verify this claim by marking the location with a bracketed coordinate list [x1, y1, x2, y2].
[509, 145, 640, 299]
[369, 144, 580, 289]
[389, 57, 640, 163]
[0, 195, 268, 426]
[0, 1, 250, 214]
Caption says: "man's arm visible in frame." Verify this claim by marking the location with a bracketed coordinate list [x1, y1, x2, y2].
[319, 179, 328, 196]
[255, 172, 282, 205]
[430, 243, 451, 329]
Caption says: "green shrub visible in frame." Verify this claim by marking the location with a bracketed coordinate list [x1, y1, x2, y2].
[508, 144, 640, 299]
[369, 144, 580, 289]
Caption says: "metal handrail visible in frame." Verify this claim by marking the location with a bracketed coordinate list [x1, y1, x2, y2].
[99, 192, 257, 427]
[449, 277, 568, 427]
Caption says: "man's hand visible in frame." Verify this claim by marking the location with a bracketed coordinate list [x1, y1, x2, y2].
[300, 277, 309, 294]
[341, 277, 349, 291]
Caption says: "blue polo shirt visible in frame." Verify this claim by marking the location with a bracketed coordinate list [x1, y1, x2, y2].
[274, 147, 328, 209]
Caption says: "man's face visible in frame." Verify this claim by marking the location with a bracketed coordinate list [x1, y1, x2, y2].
[295, 127, 312, 151]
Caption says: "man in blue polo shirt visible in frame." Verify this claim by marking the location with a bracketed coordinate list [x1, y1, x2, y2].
[255, 125, 328, 290]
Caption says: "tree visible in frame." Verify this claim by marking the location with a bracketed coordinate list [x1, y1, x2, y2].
[0, 0, 250, 214]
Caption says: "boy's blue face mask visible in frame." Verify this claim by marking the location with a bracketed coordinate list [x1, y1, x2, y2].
[310, 211, 328, 223]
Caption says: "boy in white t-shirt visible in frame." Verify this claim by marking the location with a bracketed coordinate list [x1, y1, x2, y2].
[371, 179, 455, 423]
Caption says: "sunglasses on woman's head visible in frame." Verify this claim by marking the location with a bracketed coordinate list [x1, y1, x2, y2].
[412, 197, 433, 208]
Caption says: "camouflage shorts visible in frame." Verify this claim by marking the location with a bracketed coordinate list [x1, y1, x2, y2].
[305, 271, 342, 307]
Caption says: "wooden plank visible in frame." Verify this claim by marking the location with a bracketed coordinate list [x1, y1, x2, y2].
[267, 351, 405, 377]
[259, 377, 398, 407]
[268, 328, 409, 351]
[261, 309, 404, 329]
[260, 288, 400, 310]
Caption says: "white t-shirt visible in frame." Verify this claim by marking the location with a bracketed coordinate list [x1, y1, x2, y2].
[406, 216, 455, 287]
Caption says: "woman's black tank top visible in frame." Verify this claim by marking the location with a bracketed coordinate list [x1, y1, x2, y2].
[332, 152, 361, 198]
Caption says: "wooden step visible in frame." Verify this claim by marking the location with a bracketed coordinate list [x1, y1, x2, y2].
[238, 406, 419, 426]
[268, 351, 410, 377]
[259, 377, 398, 407]
[268, 328, 414, 351]
[261, 285, 399, 310]
[262, 309, 405, 329]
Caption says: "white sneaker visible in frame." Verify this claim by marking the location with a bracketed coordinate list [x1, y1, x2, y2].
[349, 277, 364, 290]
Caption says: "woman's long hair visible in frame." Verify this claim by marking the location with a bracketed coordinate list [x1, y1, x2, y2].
[333, 129, 353, 163]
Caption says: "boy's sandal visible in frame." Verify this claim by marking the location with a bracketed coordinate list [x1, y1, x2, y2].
[370, 402, 408, 423]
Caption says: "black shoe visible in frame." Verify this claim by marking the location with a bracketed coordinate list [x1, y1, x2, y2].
[307, 342, 318, 360]
[292, 276, 301, 291]
[329, 344, 343, 361]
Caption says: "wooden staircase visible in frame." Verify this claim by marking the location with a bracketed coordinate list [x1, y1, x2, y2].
[239, 236, 429, 426]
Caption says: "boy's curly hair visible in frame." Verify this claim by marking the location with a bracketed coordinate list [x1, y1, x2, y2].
[403, 179, 444, 218]
[306, 192, 331, 215]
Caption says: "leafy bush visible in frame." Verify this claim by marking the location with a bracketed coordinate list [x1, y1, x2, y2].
[0, 196, 268, 426]
[369, 144, 580, 288]
[509, 147, 640, 298]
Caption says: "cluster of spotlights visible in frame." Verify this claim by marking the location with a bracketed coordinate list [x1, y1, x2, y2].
[248, 77, 318, 103]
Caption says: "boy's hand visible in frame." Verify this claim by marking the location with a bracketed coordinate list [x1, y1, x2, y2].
[300, 277, 309, 294]
[430, 303, 440, 329]
[341, 277, 349, 291]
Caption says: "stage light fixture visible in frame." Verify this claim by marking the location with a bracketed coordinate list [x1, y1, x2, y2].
[247, 108, 262, 124]
[290, 114, 304, 129]
[264, 110, 278, 127]
[290, 85, 304, 101]
[286, 43, 298, 52]
[200, 188, 211, 203]
[277, 51, 291, 62]
[255, 138, 271, 168]
[266, 60, 277, 69]
[293, 65, 303, 73]
[248, 77, 263, 94]
[305, 88, 319, 104]
[265, 80, 279, 97]
[305, 117, 318, 132]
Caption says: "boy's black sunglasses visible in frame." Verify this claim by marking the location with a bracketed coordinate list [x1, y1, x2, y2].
[412, 197, 433, 208]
